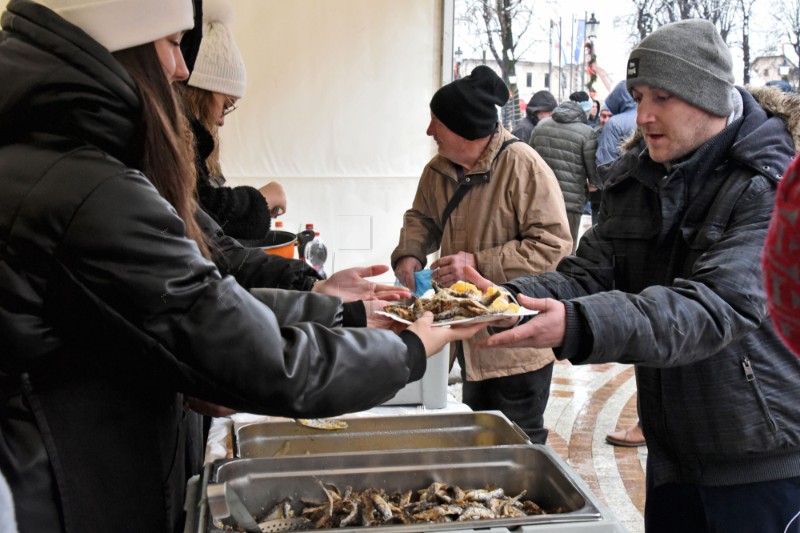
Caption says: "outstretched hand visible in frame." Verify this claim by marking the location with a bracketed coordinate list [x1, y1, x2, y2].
[313, 265, 411, 302]
[477, 295, 567, 349]
[407, 312, 487, 357]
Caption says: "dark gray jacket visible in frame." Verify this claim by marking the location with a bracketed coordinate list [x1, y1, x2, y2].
[530, 101, 598, 214]
[507, 87, 800, 488]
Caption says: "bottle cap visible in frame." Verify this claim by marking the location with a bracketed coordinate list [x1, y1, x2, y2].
[305, 223, 314, 230]
[275, 221, 284, 228]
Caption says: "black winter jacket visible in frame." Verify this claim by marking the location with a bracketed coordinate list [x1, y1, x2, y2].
[0, 2, 425, 532]
[191, 118, 272, 240]
[508, 87, 800, 488]
[530, 101, 598, 215]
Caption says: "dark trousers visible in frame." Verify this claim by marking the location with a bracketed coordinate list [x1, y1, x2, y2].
[457, 349, 553, 444]
[589, 189, 601, 226]
[645, 469, 800, 532]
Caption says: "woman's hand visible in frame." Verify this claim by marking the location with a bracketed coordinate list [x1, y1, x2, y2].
[259, 181, 287, 217]
[407, 312, 486, 357]
[312, 265, 411, 302]
[477, 295, 566, 349]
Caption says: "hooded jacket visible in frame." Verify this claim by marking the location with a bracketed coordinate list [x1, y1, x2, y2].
[596, 80, 637, 167]
[530, 101, 598, 215]
[507, 86, 800, 488]
[0, 2, 425, 531]
[391, 125, 571, 380]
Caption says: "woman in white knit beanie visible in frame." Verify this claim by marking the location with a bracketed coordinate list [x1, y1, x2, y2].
[183, 0, 286, 240]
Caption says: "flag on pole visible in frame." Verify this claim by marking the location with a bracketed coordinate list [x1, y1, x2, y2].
[574, 19, 586, 63]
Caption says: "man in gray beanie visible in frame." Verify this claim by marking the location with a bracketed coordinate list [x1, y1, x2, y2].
[469, 18, 800, 532]
[392, 67, 571, 444]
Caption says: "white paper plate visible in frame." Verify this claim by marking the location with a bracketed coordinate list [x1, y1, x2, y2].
[376, 307, 538, 328]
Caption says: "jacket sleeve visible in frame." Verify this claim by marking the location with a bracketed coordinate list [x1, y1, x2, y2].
[391, 167, 444, 269]
[197, 208, 321, 292]
[510, 176, 776, 368]
[584, 129, 599, 187]
[56, 172, 426, 417]
[197, 179, 272, 241]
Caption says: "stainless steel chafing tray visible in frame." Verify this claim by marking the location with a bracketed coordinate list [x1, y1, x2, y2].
[235, 411, 530, 458]
[203, 445, 607, 533]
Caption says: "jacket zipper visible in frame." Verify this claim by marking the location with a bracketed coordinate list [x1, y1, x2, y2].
[742, 357, 779, 432]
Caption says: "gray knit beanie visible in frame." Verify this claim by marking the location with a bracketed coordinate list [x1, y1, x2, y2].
[626, 19, 734, 117]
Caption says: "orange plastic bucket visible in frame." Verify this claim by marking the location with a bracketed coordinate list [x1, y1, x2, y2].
[241, 230, 297, 259]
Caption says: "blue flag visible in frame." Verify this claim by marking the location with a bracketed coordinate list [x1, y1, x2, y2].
[575, 19, 586, 63]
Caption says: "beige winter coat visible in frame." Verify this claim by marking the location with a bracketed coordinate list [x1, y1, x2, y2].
[392, 125, 572, 380]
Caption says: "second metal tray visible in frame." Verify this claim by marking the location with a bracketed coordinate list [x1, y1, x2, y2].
[235, 411, 530, 458]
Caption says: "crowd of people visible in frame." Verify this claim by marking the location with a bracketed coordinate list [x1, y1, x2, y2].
[2, 2, 799, 533]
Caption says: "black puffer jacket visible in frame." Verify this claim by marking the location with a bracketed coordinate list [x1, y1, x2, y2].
[508, 87, 800, 488]
[530, 101, 598, 215]
[0, 2, 425, 532]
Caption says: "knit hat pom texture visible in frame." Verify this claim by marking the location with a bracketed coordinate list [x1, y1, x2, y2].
[188, 0, 247, 99]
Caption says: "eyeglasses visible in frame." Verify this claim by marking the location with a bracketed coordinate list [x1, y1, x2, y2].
[222, 97, 238, 117]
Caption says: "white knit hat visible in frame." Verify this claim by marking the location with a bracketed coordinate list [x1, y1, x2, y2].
[35, 0, 194, 53]
[187, 0, 246, 99]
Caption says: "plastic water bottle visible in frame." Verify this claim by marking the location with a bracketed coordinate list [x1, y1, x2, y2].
[303, 230, 328, 279]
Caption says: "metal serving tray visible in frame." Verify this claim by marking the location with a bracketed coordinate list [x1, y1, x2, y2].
[204, 445, 604, 533]
[235, 411, 530, 458]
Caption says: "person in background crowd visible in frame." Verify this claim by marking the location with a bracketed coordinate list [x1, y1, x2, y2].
[764, 153, 800, 356]
[586, 103, 613, 225]
[530, 100, 598, 252]
[392, 66, 571, 445]
[596, 80, 637, 168]
[587, 98, 601, 126]
[569, 90, 593, 119]
[181, 0, 285, 240]
[511, 89, 557, 143]
[472, 19, 800, 532]
[0, 1, 487, 531]
[598, 104, 613, 128]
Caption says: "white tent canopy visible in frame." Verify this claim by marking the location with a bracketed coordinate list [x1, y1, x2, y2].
[220, 0, 452, 276]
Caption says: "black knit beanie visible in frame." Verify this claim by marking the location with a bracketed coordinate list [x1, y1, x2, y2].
[626, 19, 734, 117]
[430, 65, 509, 140]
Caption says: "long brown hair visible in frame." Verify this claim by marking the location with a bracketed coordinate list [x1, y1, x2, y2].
[183, 85, 223, 177]
[112, 44, 211, 258]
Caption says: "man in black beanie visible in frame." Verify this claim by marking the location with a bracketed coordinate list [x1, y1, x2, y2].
[392, 66, 572, 444]
[511, 89, 557, 143]
[471, 19, 800, 533]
